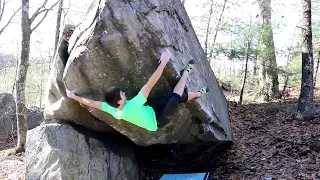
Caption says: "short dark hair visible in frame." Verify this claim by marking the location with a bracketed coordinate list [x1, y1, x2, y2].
[63, 24, 75, 35]
[104, 86, 121, 108]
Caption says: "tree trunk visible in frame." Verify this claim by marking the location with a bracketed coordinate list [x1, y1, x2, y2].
[280, 74, 289, 99]
[257, 0, 280, 100]
[297, 0, 314, 120]
[204, 0, 214, 57]
[253, 32, 260, 76]
[54, 0, 63, 53]
[313, 51, 320, 87]
[239, 38, 252, 104]
[14, 0, 59, 153]
[209, 0, 227, 60]
[15, 0, 31, 153]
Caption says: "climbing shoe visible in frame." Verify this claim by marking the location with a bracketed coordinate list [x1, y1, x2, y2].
[198, 87, 209, 96]
[180, 59, 195, 76]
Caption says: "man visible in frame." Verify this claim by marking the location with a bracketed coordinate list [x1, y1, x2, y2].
[66, 49, 209, 131]
[58, 24, 75, 66]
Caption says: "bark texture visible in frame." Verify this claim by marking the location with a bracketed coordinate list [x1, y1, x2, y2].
[54, 0, 64, 53]
[15, 0, 31, 153]
[257, 0, 280, 100]
[45, 0, 233, 145]
[297, 0, 314, 120]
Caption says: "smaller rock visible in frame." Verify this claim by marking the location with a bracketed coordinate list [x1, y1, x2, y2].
[317, 171, 320, 177]
[264, 178, 272, 180]
[27, 106, 44, 129]
[310, 140, 320, 153]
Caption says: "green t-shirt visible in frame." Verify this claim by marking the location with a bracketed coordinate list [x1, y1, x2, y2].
[101, 91, 158, 131]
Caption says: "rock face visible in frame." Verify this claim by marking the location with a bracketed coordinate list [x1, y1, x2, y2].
[26, 123, 138, 180]
[0, 93, 44, 139]
[45, 0, 232, 145]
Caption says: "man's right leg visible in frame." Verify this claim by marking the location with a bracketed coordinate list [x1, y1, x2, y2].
[173, 59, 195, 96]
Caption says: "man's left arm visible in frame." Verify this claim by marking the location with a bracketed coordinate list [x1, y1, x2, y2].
[140, 49, 171, 98]
[66, 90, 102, 110]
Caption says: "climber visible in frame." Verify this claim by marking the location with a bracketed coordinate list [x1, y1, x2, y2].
[66, 49, 209, 131]
[58, 24, 75, 66]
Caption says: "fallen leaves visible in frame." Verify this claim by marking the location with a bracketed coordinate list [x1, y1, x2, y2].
[218, 98, 320, 179]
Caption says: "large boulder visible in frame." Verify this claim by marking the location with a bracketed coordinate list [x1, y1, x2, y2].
[0, 93, 16, 139]
[45, 0, 232, 145]
[0, 93, 44, 139]
[26, 123, 138, 180]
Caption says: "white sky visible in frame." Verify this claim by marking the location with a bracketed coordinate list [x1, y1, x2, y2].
[0, 0, 305, 65]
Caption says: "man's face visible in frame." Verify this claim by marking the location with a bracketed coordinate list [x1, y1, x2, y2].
[118, 90, 127, 106]
[63, 30, 74, 42]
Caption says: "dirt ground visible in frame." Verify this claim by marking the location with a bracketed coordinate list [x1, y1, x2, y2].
[1, 88, 320, 180]
[0, 134, 24, 180]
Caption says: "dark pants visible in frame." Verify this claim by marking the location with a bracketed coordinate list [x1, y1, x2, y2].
[147, 89, 188, 127]
[58, 40, 69, 66]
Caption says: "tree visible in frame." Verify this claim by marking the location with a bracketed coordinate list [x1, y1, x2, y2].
[54, 0, 64, 53]
[209, 0, 227, 60]
[15, 0, 59, 153]
[0, 0, 21, 36]
[204, 0, 214, 57]
[296, 0, 314, 120]
[239, 16, 254, 104]
[312, 23, 320, 87]
[257, 0, 280, 100]
[314, 51, 320, 86]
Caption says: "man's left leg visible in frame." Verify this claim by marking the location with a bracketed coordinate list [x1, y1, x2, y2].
[185, 87, 210, 101]
[156, 93, 181, 127]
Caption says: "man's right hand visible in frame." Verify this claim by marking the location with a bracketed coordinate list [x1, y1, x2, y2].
[66, 89, 76, 99]
[160, 49, 171, 65]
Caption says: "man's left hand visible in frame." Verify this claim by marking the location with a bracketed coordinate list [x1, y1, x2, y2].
[160, 49, 171, 65]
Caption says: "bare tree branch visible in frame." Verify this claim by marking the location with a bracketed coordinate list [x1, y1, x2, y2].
[30, 0, 48, 23]
[0, 6, 21, 35]
[0, 0, 5, 22]
[31, 0, 60, 32]
[209, 0, 228, 60]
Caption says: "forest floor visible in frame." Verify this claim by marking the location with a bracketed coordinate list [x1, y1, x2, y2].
[0, 134, 24, 180]
[215, 89, 320, 179]
[0, 87, 319, 180]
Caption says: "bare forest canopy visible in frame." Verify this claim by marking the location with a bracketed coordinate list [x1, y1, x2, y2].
[0, 0, 318, 108]
[0, 0, 319, 178]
